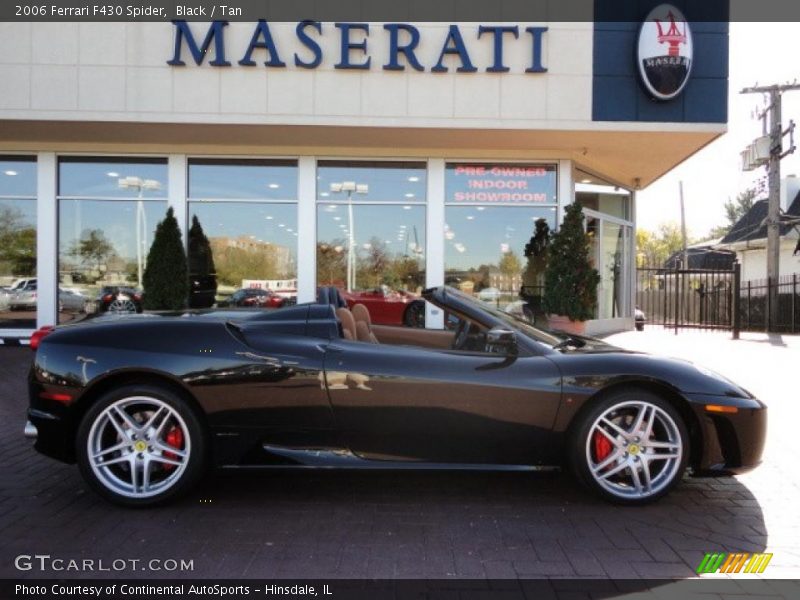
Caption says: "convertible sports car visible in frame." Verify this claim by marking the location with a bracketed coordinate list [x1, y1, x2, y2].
[25, 286, 766, 507]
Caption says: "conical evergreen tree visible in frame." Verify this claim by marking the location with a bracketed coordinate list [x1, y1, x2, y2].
[542, 202, 600, 322]
[522, 217, 550, 293]
[142, 207, 188, 310]
[188, 215, 216, 278]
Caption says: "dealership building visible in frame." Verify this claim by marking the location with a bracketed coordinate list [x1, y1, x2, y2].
[0, 10, 729, 340]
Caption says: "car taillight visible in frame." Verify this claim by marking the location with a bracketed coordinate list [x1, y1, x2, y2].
[133, 293, 142, 301]
[102, 294, 114, 302]
[30, 325, 55, 351]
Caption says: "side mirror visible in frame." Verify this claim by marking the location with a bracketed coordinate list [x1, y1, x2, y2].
[486, 327, 518, 355]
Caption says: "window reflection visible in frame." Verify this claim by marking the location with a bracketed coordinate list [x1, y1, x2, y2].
[58, 157, 167, 198]
[57, 158, 168, 323]
[444, 206, 557, 308]
[188, 203, 298, 307]
[58, 200, 165, 322]
[317, 204, 426, 293]
[189, 159, 297, 200]
[317, 161, 426, 203]
[0, 157, 37, 330]
[316, 161, 427, 328]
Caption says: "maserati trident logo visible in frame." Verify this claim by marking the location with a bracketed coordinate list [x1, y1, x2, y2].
[637, 4, 693, 101]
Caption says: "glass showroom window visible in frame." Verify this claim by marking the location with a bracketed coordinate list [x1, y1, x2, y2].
[575, 170, 633, 320]
[317, 161, 427, 325]
[188, 159, 298, 308]
[0, 157, 36, 330]
[444, 163, 558, 311]
[58, 157, 168, 321]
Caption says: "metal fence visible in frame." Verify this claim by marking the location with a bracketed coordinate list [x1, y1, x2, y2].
[636, 266, 737, 333]
[739, 274, 800, 333]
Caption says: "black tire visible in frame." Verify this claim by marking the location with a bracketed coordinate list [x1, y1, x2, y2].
[568, 388, 689, 505]
[403, 300, 426, 328]
[76, 384, 207, 507]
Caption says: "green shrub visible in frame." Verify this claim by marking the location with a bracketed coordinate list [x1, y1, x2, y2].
[143, 207, 188, 310]
[188, 215, 216, 279]
[542, 203, 600, 321]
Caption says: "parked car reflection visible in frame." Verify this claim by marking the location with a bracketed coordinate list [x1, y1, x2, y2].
[86, 286, 143, 315]
[219, 288, 288, 309]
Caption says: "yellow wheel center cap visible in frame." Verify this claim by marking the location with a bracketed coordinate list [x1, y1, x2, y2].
[134, 440, 147, 452]
[628, 444, 640, 455]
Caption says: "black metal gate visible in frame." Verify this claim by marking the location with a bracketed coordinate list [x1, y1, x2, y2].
[636, 264, 741, 336]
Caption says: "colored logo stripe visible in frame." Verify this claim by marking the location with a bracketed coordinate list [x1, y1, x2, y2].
[697, 552, 773, 574]
[745, 553, 773, 574]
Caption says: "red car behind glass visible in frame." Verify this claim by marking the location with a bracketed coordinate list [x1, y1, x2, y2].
[222, 288, 286, 309]
[340, 286, 426, 328]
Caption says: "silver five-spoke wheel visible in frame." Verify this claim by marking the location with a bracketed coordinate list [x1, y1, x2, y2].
[586, 400, 682, 500]
[571, 390, 689, 504]
[86, 396, 191, 499]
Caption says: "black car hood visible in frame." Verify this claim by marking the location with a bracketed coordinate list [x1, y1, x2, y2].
[550, 332, 629, 353]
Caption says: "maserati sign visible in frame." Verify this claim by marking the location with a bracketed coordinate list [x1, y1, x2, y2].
[637, 4, 693, 101]
[167, 21, 549, 73]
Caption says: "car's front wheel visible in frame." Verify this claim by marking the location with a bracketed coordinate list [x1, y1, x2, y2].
[570, 389, 689, 505]
[76, 385, 206, 506]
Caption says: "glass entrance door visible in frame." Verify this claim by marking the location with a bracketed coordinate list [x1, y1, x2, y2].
[584, 210, 632, 320]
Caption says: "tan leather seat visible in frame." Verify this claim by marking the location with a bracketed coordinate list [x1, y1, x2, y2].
[335, 307, 357, 341]
[351, 303, 379, 344]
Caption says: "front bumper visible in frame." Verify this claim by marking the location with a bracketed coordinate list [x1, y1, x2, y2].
[685, 393, 767, 476]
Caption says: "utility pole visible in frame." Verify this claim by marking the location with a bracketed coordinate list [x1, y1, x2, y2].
[679, 180, 688, 268]
[740, 83, 800, 330]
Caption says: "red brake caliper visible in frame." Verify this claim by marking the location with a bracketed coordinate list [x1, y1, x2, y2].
[593, 430, 612, 463]
[162, 426, 184, 472]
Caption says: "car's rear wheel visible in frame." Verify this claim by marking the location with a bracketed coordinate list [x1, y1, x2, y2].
[107, 298, 137, 314]
[76, 385, 206, 507]
[570, 389, 689, 504]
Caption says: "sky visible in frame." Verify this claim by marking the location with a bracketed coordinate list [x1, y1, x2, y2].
[636, 21, 800, 239]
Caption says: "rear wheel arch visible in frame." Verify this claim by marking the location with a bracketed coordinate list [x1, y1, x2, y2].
[569, 380, 704, 471]
[72, 371, 209, 447]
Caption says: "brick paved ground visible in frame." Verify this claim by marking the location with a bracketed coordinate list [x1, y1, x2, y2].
[0, 328, 797, 581]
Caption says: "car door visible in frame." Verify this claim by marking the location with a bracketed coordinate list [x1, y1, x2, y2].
[323, 339, 562, 465]
[199, 325, 341, 453]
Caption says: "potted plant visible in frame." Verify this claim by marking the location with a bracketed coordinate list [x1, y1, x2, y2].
[542, 202, 600, 335]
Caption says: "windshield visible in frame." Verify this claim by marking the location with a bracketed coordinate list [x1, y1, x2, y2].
[443, 286, 565, 347]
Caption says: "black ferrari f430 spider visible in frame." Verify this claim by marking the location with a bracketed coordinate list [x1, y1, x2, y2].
[25, 286, 766, 506]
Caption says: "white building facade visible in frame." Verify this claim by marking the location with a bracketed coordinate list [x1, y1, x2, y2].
[0, 12, 729, 339]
